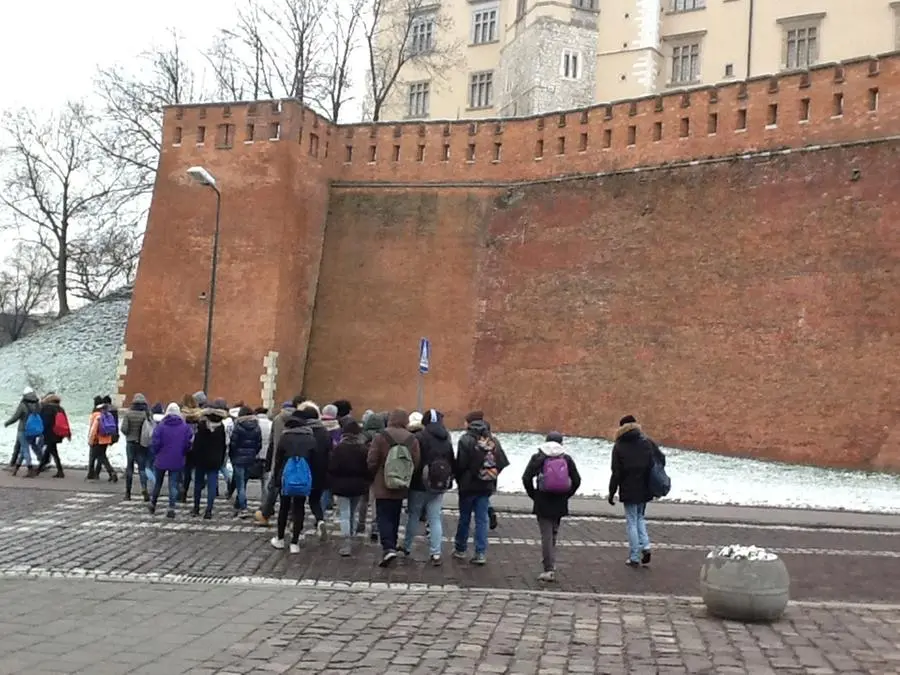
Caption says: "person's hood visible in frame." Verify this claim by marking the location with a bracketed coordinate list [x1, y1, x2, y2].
[615, 422, 643, 441]
[201, 407, 229, 420]
[407, 411, 424, 432]
[192, 391, 208, 407]
[161, 414, 186, 427]
[339, 432, 367, 445]
[538, 441, 565, 457]
[130, 398, 149, 411]
[387, 409, 409, 428]
[229, 407, 242, 419]
[43, 394, 61, 405]
[363, 414, 385, 433]
[256, 413, 271, 423]
[423, 422, 449, 441]
[22, 392, 39, 404]
[466, 420, 489, 437]
[283, 423, 314, 437]
[235, 415, 259, 430]
[284, 416, 307, 430]
[306, 418, 325, 430]
[322, 418, 340, 431]
[297, 400, 321, 417]
[152, 413, 164, 423]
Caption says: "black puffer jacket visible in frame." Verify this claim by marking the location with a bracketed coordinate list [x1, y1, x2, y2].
[411, 420, 456, 492]
[522, 442, 582, 520]
[229, 416, 262, 468]
[608, 422, 659, 504]
[39, 397, 67, 443]
[455, 420, 509, 496]
[272, 417, 318, 487]
[327, 432, 370, 497]
[191, 410, 229, 471]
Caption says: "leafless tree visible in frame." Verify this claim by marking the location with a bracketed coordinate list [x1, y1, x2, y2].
[316, 0, 364, 122]
[0, 244, 54, 342]
[207, 10, 274, 102]
[0, 104, 133, 317]
[363, 0, 461, 122]
[67, 219, 142, 302]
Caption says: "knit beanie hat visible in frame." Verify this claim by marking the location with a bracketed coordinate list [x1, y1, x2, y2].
[408, 411, 424, 430]
[619, 415, 637, 426]
[322, 404, 338, 420]
[545, 431, 563, 444]
[465, 410, 484, 423]
[152, 403, 164, 415]
[165, 402, 182, 417]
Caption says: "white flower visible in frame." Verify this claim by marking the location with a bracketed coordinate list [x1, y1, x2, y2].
[706, 544, 778, 561]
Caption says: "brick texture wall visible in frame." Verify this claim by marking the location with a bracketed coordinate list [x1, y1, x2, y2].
[123, 53, 900, 469]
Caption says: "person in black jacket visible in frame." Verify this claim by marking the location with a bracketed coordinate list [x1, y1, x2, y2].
[453, 410, 509, 565]
[37, 393, 70, 478]
[608, 415, 663, 567]
[522, 432, 582, 582]
[327, 417, 370, 557]
[401, 409, 456, 566]
[190, 406, 229, 518]
[229, 407, 262, 518]
[270, 415, 318, 553]
[297, 404, 330, 542]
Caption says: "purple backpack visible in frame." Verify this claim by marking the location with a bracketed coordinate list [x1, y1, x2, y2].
[538, 455, 572, 494]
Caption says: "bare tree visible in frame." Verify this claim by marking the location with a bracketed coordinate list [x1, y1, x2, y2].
[260, 0, 328, 104]
[67, 219, 142, 302]
[207, 10, 274, 102]
[316, 0, 364, 122]
[0, 104, 132, 317]
[363, 0, 461, 122]
[0, 244, 54, 342]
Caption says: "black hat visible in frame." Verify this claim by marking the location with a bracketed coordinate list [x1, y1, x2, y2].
[545, 431, 563, 444]
[619, 415, 637, 426]
[465, 410, 484, 423]
[333, 400, 353, 418]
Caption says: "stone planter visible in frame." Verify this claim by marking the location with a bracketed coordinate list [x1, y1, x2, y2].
[700, 547, 790, 622]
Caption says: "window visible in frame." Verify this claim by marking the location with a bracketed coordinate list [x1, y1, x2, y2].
[309, 134, 319, 157]
[783, 24, 819, 69]
[724, 63, 734, 78]
[469, 71, 494, 108]
[196, 126, 206, 144]
[269, 122, 281, 140]
[410, 17, 434, 55]
[173, 127, 182, 145]
[671, 0, 705, 11]
[408, 81, 430, 118]
[245, 123, 255, 142]
[671, 43, 700, 84]
[472, 5, 498, 44]
[572, 0, 596, 8]
[561, 50, 581, 80]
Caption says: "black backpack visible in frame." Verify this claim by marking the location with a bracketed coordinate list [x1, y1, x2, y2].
[422, 458, 453, 492]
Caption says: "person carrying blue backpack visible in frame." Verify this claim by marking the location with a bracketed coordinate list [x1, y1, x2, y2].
[4, 387, 43, 477]
[270, 412, 318, 553]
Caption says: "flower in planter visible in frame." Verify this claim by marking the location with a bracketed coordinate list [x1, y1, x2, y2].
[707, 544, 778, 562]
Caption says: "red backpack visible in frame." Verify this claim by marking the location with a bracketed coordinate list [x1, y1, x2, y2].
[52, 411, 71, 439]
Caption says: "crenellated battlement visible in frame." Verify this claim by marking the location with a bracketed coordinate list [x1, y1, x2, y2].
[164, 51, 900, 186]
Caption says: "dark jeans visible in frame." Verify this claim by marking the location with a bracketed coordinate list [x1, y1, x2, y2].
[38, 439, 63, 474]
[9, 439, 20, 466]
[260, 472, 279, 518]
[89, 445, 115, 479]
[151, 469, 181, 511]
[309, 488, 325, 524]
[277, 495, 306, 543]
[375, 498, 404, 553]
[193, 468, 218, 513]
[125, 442, 148, 494]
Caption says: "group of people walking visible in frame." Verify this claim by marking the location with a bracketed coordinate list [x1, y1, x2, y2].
[4, 385, 668, 580]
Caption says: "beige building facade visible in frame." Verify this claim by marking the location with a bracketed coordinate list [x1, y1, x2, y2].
[377, 0, 900, 121]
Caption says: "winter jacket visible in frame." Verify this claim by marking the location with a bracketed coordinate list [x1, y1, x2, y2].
[366, 411, 421, 500]
[522, 442, 582, 520]
[271, 417, 318, 487]
[39, 396, 69, 444]
[306, 419, 333, 491]
[150, 414, 193, 471]
[88, 406, 115, 446]
[323, 418, 341, 447]
[361, 412, 386, 444]
[608, 422, 658, 504]
[455, 420, 509, 496]
[121, 400, 151, 443]
[4, 392, 41, 433]
[328, 432, 371, 497]
[410, 421, 456, 492]
[265, 406, 296, 471]
[191, 409, 229, 471]
[229, 416, 263, 468]
[256, 415, 272, 460]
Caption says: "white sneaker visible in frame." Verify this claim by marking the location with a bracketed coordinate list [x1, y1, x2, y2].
[317, 520, 328, 542]
[270, 537, 285, 550]
[538, 570, 557, 583]
[289, 543, 301, 554]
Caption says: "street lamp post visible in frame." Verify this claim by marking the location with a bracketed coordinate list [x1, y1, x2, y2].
[187, 166, 221, 396]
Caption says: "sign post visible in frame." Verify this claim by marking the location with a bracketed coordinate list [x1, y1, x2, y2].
[417, 337, 430, 412]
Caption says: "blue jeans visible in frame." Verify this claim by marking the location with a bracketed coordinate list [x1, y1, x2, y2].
[454, 494, 490, 556]
[233, 465, 248, 510]
[125, 442, 148, 494]
[336, 495, 361, 537]
[623, 502, 650, 562]
[404, 490, 443, 556]
[152, 469, 181, 511]
[321, 489, 333, 512]
[17, 432, 40, 468]
[193, 467, 218, 513]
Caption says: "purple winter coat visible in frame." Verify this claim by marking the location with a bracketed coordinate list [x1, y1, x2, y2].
[150, 415, 193, 471]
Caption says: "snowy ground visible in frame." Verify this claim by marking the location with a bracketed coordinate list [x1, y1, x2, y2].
[1, 294, 898, 513]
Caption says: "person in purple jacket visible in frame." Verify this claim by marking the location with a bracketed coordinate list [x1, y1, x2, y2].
[148, 402, 193, 519]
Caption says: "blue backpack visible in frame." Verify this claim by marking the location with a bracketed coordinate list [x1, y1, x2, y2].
[648, 452, 671, 498]
[282, 456, 312, 497]
[24, 412, 44, 440]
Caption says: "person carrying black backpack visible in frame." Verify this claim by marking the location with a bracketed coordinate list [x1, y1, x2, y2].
[522, 432, 581, 583]
[401, 409, 456, 566]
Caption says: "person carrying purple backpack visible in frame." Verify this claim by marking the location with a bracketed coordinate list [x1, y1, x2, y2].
[521, 432, 581, 583]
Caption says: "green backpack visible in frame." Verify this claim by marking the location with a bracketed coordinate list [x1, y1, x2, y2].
[382, 432, 414, 490]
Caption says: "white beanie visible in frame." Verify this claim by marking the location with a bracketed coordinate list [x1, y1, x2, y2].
[23, 387, 34, 396]
[408, 411, 424, 430]
[164, 402, 182, 418]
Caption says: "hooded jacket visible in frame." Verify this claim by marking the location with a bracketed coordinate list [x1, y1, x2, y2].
[120, 395, 151, 443]
[411, 416, 456, 492]
[366, 410, 421, 500]
[522, 441, 582, 519]
[455, 420, 509, 496]
[305, 419, 333, 491]
[328, 429, 371, 497]
[608, 422, 659, 504]
[39, 394, 69, 443]
[88, 405, 115, 446]
[191, 408, 230, 471]
[4, 391, 41, 433]
[150, 412, 193, 471]
[271, 417, 318, 486]
[229, 416, 262, 468]
[361, 412, 386, 445]
[266, 406, 296, 471]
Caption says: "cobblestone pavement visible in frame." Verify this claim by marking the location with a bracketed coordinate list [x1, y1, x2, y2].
[0, 488, 899, 603]
[1, 577, 900, 675]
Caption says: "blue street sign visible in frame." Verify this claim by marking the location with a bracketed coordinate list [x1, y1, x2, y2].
[418, 337, 430, 374]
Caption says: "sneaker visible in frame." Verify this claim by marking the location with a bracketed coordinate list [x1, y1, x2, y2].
[191, 507, 200, 518]
[141, 489, 149, 502]
[452, 550, 467, 560]
[430, 554, 442, 567]
[355, 522, 366, 535]
[641, 549, 652, 566]
[125, 492, 132, 501]
[339, 543, 352, 557]
[369, 530, 379, 543]
[232, 510, 241, 520]
[470, 554, 487, 566]
[254, 510, 269, 527]
[289, 543, 301, 554]
[317, 520, 329, 542]
[489, 509, 498, 530]
[239, 509, 249, 519]
[397, 546, 410, 557]
[378, 550, 398, 568]
[538, 570, 557, 583]
[625, 559, 640, 568]
[147, 503, 156, 515]
[203, 509, 212, 520]
[166, 509, 175, 519]
[270, 537, 285, 550]
[53, 471, 65, 479]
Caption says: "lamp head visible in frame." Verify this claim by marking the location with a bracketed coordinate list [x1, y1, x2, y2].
[186, 166, 218, 189]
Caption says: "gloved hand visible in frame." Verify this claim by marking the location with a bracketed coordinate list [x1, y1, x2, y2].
[607, 494, 615, 506]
